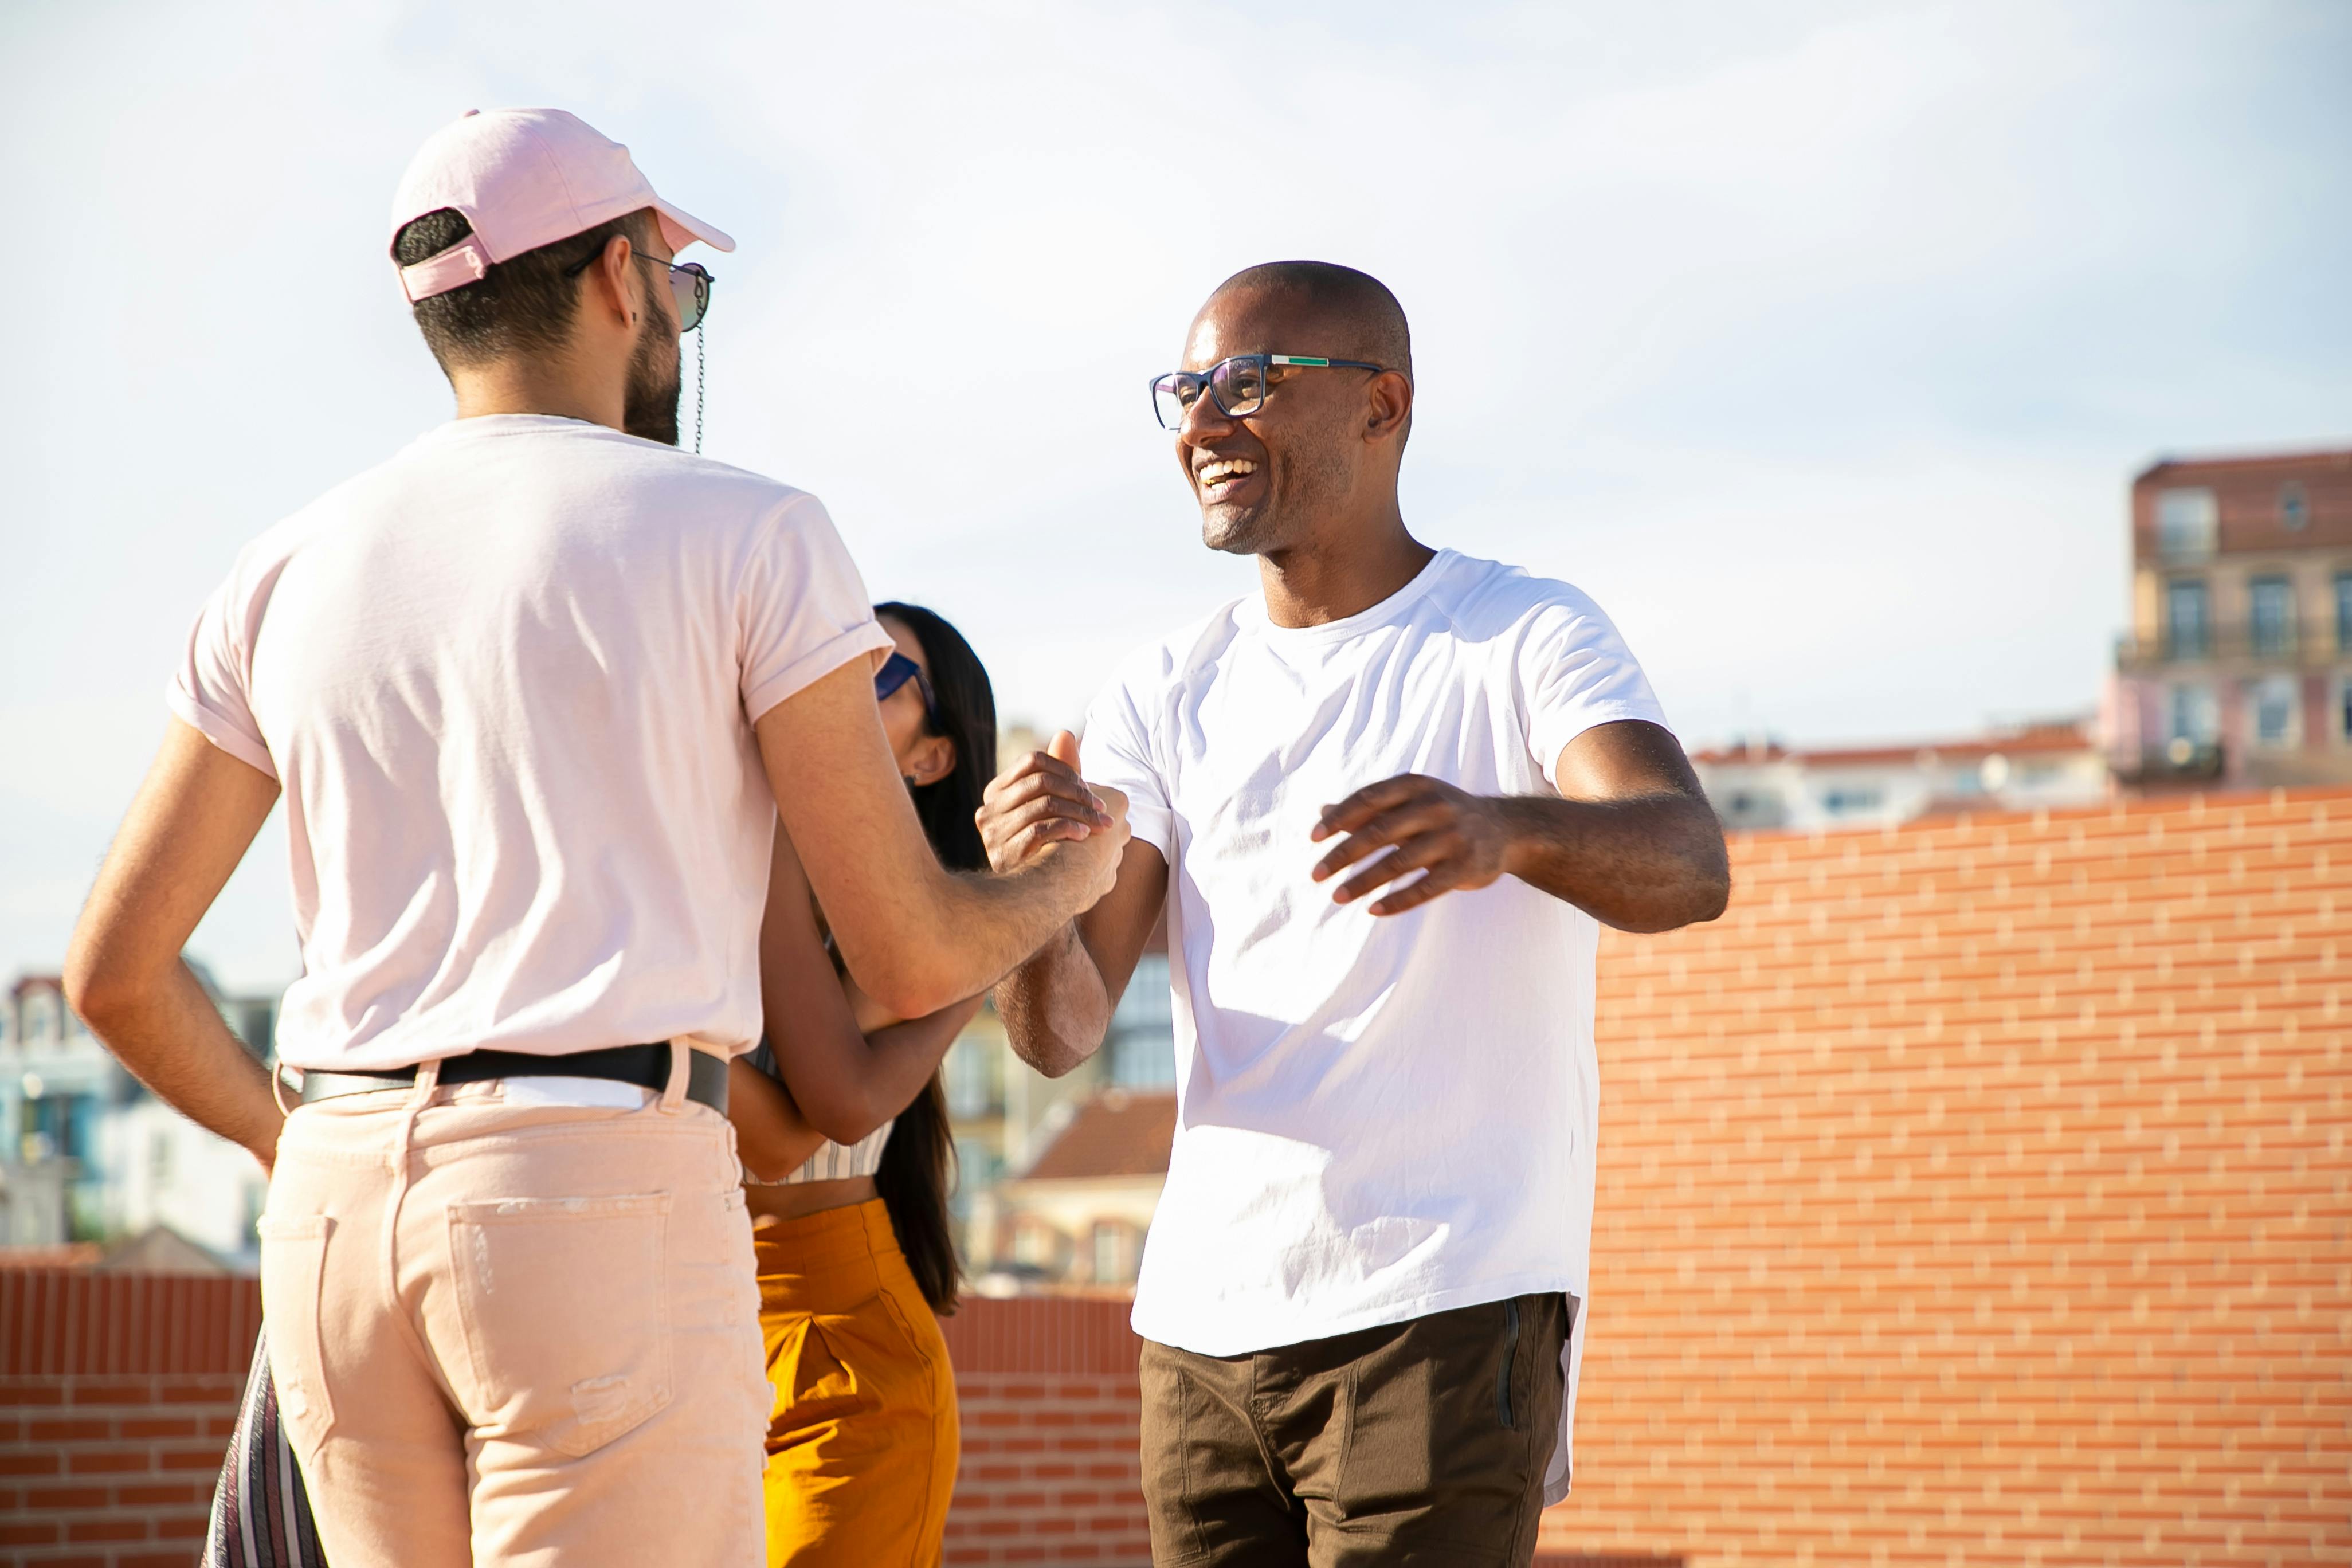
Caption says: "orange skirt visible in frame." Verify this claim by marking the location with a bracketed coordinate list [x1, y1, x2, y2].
[754, 1198, 958, 1568]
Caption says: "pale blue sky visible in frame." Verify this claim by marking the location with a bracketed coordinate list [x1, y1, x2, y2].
[2, 0, 2347, 990]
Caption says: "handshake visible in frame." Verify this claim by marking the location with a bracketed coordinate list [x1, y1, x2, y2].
[978, 731, 1130, 894]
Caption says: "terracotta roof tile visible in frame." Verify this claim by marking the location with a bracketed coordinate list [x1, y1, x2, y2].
[1020, 1091, 1177, 1181]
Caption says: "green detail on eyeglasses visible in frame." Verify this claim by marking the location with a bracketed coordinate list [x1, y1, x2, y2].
[1148, 352, 1398, 429]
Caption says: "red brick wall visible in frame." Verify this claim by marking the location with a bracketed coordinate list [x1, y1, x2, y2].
[9, 790, 2346, 1566]
[0, 1272, 1154, 1566]
[1540, 789, 2352, 1566]
[1, 1271, 262, 1566]
[938, 1297, 1150, 1566]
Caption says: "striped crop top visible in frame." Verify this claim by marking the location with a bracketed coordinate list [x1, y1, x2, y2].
[740, 1038, 894, 1185]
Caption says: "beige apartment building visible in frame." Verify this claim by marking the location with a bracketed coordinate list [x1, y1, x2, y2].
[2108, 446, 2352, 787]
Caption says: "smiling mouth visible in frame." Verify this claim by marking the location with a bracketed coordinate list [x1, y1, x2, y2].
[1195, 457, 1260, 500]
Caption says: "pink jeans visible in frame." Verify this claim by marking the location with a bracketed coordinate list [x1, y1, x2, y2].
[258, 1051, 768, 1566]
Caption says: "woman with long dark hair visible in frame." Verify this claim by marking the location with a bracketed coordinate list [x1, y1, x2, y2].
[726, 602, 993, 1566]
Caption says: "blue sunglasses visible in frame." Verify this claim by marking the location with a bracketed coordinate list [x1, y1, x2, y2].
[876, 652, 939, 729]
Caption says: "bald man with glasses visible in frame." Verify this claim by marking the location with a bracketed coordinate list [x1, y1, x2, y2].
[979, 261, 1729, 1566]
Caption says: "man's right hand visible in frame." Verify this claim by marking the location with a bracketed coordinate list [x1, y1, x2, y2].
[981, 730, 1122, 875]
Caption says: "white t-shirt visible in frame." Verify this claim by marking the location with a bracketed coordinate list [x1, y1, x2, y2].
[170, 414, 891, 1072]
[1080, 548, 1668, 1503]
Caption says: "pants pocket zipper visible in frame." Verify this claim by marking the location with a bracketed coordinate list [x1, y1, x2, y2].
[1497, 1297, 1520, 1429]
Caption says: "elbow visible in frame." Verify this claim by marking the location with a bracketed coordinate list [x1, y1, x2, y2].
[791, 1076, 892, 1146]
[1609, 860, 1731, 935]
[1036, 1048, 1092, 1081]
[1685, 859, 1732, 926]
[61, 932, 138, 1038]
[806, 1099, 890, 1147]
[851, 950, 969, 1023]
[1012, 1025, 1101, 1081]
[1651, 816, 1732, 930]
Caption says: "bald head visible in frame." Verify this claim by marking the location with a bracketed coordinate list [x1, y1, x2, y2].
[1205, 261, 1412, 381]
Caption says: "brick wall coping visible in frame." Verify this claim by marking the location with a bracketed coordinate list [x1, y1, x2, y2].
[2, 1270, 1135, 1379]
[2, 1271, 263, 1378]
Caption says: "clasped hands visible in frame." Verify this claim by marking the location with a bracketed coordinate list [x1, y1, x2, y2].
[978, 733, 1511, 917]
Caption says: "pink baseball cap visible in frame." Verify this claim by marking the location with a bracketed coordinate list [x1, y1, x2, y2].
[390, 108, 735, 303]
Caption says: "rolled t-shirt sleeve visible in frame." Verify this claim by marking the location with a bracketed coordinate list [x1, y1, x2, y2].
[1080, 667, 1174, 858]
[167, 561, 277, 779]
[737, 492, 895, 723]
[1521, 587, 1671, 787]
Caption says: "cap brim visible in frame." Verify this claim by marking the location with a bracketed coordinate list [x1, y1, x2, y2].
[654, 198, 734, 255]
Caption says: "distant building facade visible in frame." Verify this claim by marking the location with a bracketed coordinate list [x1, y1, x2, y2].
[979, 1088, 1174, 1291]
[944, 919, 1181, 1288]
[2108, 446, 2352, 787]
[0, 966, 277, 1263]
[1694, 720, 2108, 832]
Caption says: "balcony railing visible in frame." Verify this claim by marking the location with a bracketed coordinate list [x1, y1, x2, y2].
[2115, 621, 2347, 671]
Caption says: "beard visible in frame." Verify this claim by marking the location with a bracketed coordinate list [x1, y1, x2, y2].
[1199, 440, 1350, 558]
[622, 308, 684, 446]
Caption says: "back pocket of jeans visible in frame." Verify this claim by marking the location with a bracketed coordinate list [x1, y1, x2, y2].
[256, 1214, 337, 1444]
[448, 1192, 675, 1457]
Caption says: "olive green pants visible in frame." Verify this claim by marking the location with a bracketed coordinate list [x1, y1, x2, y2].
[1138, 1292, 1573, 1567]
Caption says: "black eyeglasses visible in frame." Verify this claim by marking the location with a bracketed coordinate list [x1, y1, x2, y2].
[875, 652, 939, 729]
[563, 244, 715, 334]
[1150, 354, 1391, 429]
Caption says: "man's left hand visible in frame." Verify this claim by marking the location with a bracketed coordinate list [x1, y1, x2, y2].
[1310, 774, 1512, 916]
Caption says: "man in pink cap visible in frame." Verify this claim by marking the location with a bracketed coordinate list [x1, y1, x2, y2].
[65, 108, 1127, 1565]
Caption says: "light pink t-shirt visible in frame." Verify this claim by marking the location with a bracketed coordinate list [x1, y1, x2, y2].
[170, 414, 891, 1072]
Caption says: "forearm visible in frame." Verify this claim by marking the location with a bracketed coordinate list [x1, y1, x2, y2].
[843, 846, 1107, 1019]
[73, 959, 283, 1168]
[728, 1060, 829, 1179]
[993, 922, 1113, 1079]
[1498, 793, 1730, 932]
[804, 998, 983, 1144]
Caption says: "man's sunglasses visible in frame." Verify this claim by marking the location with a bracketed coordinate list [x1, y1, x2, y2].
[563, 244, 715, 334]
[875, 651, 939, 729]
[1150, 354, 1390, 430]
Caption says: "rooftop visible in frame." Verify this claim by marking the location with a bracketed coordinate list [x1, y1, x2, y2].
[1017, 1089, 1177, 1182]
[1692, 720, 2094, 770]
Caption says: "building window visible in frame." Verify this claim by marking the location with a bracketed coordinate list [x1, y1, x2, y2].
[1091, 1222, 1131, 1284]
[2250, 676, 2299, 750]
[2337, 573, 2352, 654]
[2338, 677, 2352, 744]
[2169, 683, 2219, 745]
[2165, 578, 2210, 659]
[1011, 1220, 1064, 1271]
[2280, 482, 2308, 531]
[2157, 488, 2218, 559]
[28, 1093, 94, 1162]
[1820, 787, 1884, 816]
[1112, 955, 1173, 1033]
[1107, 954, 1177, 1089]
[2249, 576, 2295, 658]
[944, 1035, 1000, 1119]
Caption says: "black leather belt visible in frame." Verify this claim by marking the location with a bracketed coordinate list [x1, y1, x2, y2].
[300, 1044, 728, 1114]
